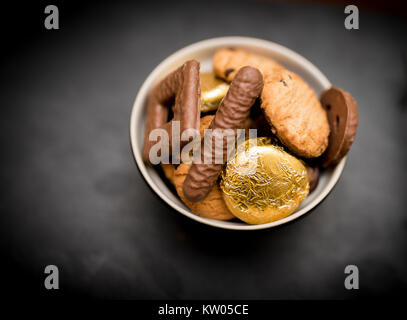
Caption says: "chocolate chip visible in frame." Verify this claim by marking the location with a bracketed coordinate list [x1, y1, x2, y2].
[335, 115, 340, 130]
[224, 68, 235, 77]
[227, 47, 236, 51]
[280, 79, 287, 86]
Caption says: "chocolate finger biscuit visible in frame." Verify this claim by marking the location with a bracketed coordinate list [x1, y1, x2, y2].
[173, 116, 234, 220]
[142, 60, 201, 165]
[320, 87, 358, 167]
[182, 66, 263, 203]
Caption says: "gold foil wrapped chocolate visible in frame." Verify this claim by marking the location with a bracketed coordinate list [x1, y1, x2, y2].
[220, 138, 309, 224]
[200, 72, 229, 112]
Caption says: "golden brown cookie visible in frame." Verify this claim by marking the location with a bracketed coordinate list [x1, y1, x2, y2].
[213, 48, 330, 158]
[173, 163, 234, 220]
[160, 164, 175, 184]
[213, 48, 283, 81]
[261, 69, 330, 158]
[199, 115, 215, 138]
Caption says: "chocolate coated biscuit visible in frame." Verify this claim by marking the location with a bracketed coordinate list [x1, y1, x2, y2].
[142, 60, 201, 165]
[306, 165, 320, 192]
[320, 87, 358, 167]
[182, 66, 263, 203]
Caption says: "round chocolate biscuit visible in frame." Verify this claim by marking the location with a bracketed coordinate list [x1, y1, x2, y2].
[321, 87, 358, 168]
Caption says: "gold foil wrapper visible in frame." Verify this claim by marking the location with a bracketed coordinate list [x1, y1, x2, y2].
[200, 72, 229, 112]
[220, 138, 309, 224]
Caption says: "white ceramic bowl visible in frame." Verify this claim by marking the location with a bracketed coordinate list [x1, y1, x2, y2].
[130, 36, 346, 230]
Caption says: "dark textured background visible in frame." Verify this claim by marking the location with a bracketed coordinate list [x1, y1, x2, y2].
[0, 0, 406, 299]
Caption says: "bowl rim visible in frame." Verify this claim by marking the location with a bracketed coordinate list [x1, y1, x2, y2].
[129, 36, 346, 230]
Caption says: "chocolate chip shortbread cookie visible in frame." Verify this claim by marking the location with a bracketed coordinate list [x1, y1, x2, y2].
[213, 48, 330, 158]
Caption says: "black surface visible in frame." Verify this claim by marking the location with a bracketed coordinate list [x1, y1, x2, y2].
[1, 0, 406, 299]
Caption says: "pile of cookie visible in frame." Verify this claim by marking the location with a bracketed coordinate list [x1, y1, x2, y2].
[142, 48, 358, 224]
